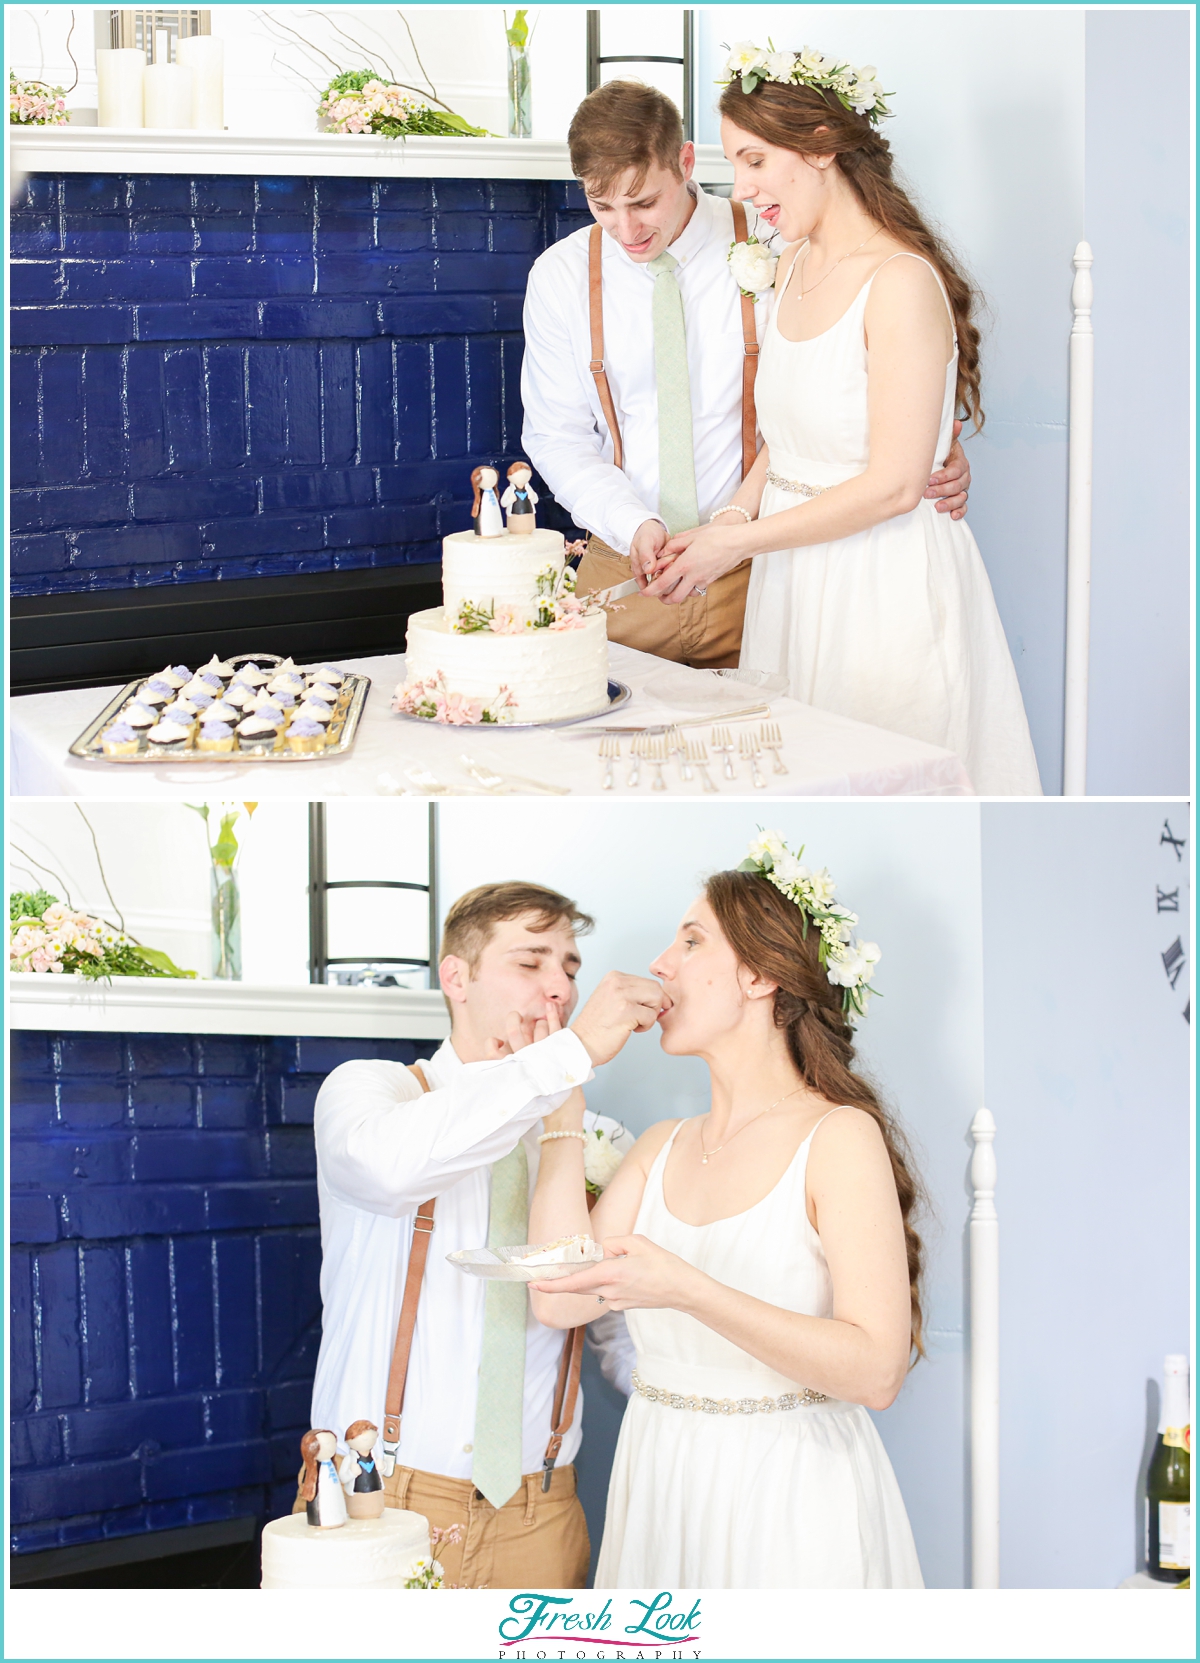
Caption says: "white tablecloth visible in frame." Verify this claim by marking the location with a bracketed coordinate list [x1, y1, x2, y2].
[10, 645, 972, 798]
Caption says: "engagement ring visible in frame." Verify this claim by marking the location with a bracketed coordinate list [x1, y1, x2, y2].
[596, 1295, 606, 1304]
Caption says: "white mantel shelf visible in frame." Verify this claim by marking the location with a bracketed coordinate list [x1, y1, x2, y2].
[11, 128, 734, 184]
[8, 975, 451, 1041]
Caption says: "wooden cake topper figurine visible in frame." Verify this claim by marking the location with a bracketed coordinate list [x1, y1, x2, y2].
[300, 1429, 348, 1529]
[470, 466, 504, 539]
[340, 1420, 386, 1519]
[501, 462, 538, 534]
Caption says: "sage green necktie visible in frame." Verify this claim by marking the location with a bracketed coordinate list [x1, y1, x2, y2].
[648, 251, 700, 536]
[471, 1140, 529, 1508]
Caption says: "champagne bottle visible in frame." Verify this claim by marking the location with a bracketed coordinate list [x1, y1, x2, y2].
[1146, 1354, 1191, 1582]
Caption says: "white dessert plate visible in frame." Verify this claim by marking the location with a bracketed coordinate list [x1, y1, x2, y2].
[642, 666, 790, 711]
[447, 1241, 606, 1282]
[392, 678, 631, 731]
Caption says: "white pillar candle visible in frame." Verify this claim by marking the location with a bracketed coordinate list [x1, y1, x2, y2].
[143, 61, 194, 129]
[95, 48, 145, 128]
[176, 35, 225, 130]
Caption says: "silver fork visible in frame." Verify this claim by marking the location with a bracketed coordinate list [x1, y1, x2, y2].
[647, 736, 669, 791]
[599, 733, 620, 790]
[404, 765, 450, 795]
[738, 731, 766, 789]
[759, 722, 789, 776]
[711, 725, 737, 781]
[687, 740, 719, 793]
[627, 733, 645, 788]
[665, 724, 690, 780]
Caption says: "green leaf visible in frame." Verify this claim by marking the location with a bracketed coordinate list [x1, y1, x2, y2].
[132, 945, 197, 979]
[506, 9, 530, 50]
[10, 889, 57, 922]
[185, 803, 210, 821]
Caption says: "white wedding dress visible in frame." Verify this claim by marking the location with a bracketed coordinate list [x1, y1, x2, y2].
[594, 1114, 924, 1589]
[740, 252, 1042, 796]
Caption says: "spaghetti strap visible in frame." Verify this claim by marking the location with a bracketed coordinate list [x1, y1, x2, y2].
[804, 1104, 853, 1146]
[870, 251, 956, 339]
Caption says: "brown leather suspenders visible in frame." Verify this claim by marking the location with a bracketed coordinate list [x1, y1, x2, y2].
[729, 199, 761, 481]
[587, 199, 760, 483]
[588, 222, 625, 472]
[378, 1061, 586, 1491]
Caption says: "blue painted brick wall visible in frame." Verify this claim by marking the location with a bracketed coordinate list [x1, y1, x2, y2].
[9, 1026, 438, 1556]
[10, 175, 591, 597]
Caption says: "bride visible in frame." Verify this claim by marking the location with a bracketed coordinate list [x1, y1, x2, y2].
[527, 833, 925, 1588]
[645, 45, 1042, 797]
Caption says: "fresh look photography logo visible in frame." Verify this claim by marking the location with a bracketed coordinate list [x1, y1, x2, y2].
[498, 1591, 703, 1658]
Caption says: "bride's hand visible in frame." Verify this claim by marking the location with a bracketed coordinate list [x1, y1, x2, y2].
[530, 1233, 702, 1312]
[644, 524, 750, 605]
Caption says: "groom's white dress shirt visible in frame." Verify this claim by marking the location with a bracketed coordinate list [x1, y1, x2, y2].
[309, 1029, 636, 1478]
[521, 185, 776, 556]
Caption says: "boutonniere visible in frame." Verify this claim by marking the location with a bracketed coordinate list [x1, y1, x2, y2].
[728, 235, 779, 300]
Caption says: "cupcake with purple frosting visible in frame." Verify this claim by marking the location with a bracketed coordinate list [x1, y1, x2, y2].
[100, 718, 139, 757]
[197, 719, 236, 754]
[286, 715, 326, 754]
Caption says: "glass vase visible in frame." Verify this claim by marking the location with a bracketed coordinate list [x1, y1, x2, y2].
[211, 863, 242, 981]
[507, 44, 532, 139]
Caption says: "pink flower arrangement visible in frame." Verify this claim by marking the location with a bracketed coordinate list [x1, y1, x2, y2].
[392, 672, 516, 725]
[9, 73, 69, 126]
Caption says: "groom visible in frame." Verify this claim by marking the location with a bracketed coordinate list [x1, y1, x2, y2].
[304, 880, 655, 1589]
[521, 80, 970, 669]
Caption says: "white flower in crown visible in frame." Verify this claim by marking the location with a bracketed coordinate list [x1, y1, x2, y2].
[725, 40, 769, 76]
[727, 235, 779, 300]
[764, 50, 797, 80]
[737, 829, 882, 1017]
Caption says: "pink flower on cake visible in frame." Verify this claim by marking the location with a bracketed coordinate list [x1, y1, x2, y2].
[442, 691, 485, 725]
[548, 614, 587, 631]
[489, 606, 526, 636]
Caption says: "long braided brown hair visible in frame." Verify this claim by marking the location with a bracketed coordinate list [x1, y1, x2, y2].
[705, 868, 928, 1361]
[719, 77, 985, 430]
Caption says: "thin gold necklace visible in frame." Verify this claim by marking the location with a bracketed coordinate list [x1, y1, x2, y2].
[699, 1085, 806, 1165]
[797, 227, 881, 299]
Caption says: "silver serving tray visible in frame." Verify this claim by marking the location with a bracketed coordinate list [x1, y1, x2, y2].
[392, 678, 631, 731]
[68, 653, 370, 764]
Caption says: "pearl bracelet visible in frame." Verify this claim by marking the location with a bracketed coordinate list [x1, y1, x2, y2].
[708, 503, 753, 525]
[537, 1130, 588, 1144]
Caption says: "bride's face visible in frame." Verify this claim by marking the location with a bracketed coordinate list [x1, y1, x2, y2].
[649, 895, 762, 1056]
[722, 115, 832, 243]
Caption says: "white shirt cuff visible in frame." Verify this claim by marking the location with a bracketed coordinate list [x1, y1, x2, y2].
[604, 507, 666, 560]
[517, 1026, 595, 1095]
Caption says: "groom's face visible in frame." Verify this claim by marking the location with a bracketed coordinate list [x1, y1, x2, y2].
[440, 911, 582, 1054]
[583, 146, 696, 263]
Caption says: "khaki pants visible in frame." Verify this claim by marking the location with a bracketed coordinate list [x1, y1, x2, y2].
[577, 535, 750, 670]
[292, 1461, 589, 1590]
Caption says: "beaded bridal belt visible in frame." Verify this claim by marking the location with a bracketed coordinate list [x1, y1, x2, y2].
[632, 1368, 828, 1414]
[765, 471, 827, 499]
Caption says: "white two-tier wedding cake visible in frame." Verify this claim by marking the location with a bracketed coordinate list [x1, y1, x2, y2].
[394, 474, 610, 725]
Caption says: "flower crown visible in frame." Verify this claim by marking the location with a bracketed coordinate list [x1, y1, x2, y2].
[737, 831, 881, 1017]
[719, 42, 892, 126]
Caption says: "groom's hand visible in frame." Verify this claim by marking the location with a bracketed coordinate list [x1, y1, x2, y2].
[925, 419, 971, 519]
[630, 519, 668, 591]
[571, 972, 666, 1065]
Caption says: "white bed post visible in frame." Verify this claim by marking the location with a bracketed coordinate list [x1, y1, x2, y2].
[1063, 241, 1094, 796]
[970, 1108, 1000, 1587]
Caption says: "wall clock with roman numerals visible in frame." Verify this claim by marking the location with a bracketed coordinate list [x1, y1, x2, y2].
[1156, 817, 1190, 1023]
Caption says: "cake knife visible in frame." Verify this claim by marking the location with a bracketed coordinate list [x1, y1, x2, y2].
[566, 702, 772, 737]
[582, 577, 641, 606]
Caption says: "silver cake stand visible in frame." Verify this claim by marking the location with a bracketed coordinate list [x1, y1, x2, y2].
[391, 678, 632, 731]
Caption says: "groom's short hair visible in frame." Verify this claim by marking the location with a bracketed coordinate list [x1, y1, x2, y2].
[440, 881, 595, 973]
[568, 80, 684, 195]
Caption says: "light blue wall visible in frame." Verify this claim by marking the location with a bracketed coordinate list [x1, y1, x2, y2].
[1083, 10, 1192, 794]
[696, 6, 1190, 794]
[439, 799, 986, 1587]
[980, 802, 1191, 1587]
